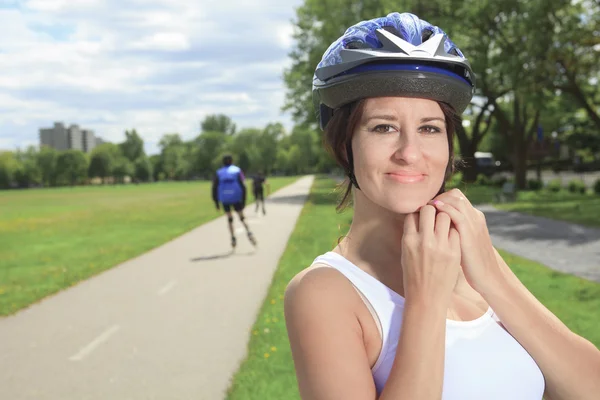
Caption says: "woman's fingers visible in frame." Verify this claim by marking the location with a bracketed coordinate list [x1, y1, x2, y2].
[449, 227, 460, 248]
[434, 211, 451, 239]
[404, 211, 418, 234]
[419, 204, 436, 234]
[431, 200, 467, 230]
[435, 188, 473, 214]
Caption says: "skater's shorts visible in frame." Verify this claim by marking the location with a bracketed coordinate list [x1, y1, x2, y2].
[253, 188, 264, 201]
[222, 202, 244, 212]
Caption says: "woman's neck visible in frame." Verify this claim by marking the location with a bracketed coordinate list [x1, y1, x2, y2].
[335, 193, 408, 295]
[334, 191, 471, 299]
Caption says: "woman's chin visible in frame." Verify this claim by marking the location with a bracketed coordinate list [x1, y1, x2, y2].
[383, 198, 432, 215]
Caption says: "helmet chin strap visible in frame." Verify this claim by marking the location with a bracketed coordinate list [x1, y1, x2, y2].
[346, 141, 360, 189]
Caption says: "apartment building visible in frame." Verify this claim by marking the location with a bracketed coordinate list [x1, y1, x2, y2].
[39, 122, 106, 153]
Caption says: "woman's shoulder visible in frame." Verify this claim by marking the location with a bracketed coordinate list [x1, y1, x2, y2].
[284, 260, 358, 314]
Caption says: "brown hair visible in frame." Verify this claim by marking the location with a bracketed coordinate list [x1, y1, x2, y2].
[322, 99, 461, 212]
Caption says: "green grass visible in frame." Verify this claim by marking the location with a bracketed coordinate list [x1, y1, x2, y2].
[449, 179, 600, 228]
[226, 177, 350, 400]
[495, 190, 600, 228]
[450, 182, 499, 205]
[498, 250, 600, 346]
[0, 177, 299, 316]
[226, 176, 600, 400]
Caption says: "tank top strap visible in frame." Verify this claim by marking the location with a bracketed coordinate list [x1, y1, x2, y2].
[312, 252, 405, 306]
[311, 251, 406, 374]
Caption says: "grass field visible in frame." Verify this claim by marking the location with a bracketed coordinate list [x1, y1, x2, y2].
[495, 190, 600, 228]
[226, 176, 600, 400]
[449, 181, 600, 228]
[0, 176, 299, 316]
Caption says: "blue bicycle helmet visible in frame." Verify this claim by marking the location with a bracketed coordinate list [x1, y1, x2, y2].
[313, 12, 476, 130]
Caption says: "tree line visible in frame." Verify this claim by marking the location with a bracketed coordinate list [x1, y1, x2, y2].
[2, 0, 599, 190]
[283, 0, 600, 188]
[0, 114, 338, 189]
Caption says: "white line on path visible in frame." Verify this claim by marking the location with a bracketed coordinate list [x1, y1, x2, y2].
[158, 280, 177, 296]
[69, 325, 120, 361]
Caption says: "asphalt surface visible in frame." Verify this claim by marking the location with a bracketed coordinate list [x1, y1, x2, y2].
[478, 204, 600, 283]
[0, 176, 314, 400]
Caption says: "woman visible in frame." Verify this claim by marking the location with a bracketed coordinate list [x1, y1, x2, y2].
[283, 12, 600, 400]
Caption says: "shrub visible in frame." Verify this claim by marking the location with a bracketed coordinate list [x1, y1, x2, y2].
[547, 178, 562, 193]
[475, 174, 492, 186]
[568, 179, 587, 194]
[527, 179, 543, 191]
[448, 171, 463, 188]
[491, 176, 508, 188]
[594, 179, 600, 195]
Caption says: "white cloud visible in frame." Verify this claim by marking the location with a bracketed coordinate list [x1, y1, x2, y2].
[129, 32, 191, 52]
[0, 0, 304, 155]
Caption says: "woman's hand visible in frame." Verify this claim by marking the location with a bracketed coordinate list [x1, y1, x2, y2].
[429, 189, 498, 294]
[401, 205, 462, 305]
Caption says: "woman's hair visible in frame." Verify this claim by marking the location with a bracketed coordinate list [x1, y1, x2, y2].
[322, 99, 461, 212]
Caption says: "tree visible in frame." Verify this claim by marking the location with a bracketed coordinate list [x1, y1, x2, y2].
[231, 128, 262, 172]
[56, 150, 89, 186]
[237, 151, 251, 172]
[14, 146, 42, 188]
[0, 151, 19, 189]
[159, 134, 187, 180]
[200, 114, 237, 135]
[283, 0, 599, 188]
[119, 129, 145, 162]
[193, 131, 230, 177]
[134, 157, 154, 182]
[544, 0, 600, 130]
[260, 123, 286, 174]
[88, 143, 123, 183]
[289, 126, 320, 173]
[149, 155, 163, 181]
[283, 0, 401, 127]
[112, 157, 134, 183]
[37, 146, 58, 187]
[88, 147, 113, 182]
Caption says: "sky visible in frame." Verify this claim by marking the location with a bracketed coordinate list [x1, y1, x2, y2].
[0, 0, 304, 155]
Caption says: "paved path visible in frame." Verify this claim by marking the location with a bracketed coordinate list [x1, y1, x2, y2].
[478, 205, 600, 283]
[0, 175, 314, 400]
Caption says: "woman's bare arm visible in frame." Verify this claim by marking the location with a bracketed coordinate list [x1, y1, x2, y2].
[284, 267, 448, 400]
[284, 267, 379, 399]
[482, 249, 600, 400]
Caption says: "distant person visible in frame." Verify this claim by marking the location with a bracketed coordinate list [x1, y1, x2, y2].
[212, 154, 257, 248]
[253, 171, 270, 215]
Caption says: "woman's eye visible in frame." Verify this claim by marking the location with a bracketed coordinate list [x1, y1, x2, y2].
[372, 124, 396, 133]
[419, 125, 442, 134]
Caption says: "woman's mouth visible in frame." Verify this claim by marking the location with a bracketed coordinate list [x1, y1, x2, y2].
[385, 172, 426, 184]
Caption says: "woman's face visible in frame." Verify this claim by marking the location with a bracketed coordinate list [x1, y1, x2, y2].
[351, 97, 450, 215]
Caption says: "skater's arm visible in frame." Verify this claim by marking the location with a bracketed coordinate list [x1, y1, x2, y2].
[238, 174, 247, 205]
[212, 174, 219, 208]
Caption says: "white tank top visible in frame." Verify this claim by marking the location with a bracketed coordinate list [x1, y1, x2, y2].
[312, 252, 545, 399]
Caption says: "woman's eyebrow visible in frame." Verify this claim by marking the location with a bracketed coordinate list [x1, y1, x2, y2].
[420, 117, 445, 123]
[364, 114, 397, 122]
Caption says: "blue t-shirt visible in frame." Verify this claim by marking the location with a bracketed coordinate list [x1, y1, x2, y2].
[216, 165, 244, 204]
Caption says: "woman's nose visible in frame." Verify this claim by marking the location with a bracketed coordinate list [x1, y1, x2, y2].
[393, 135, 422, 164]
